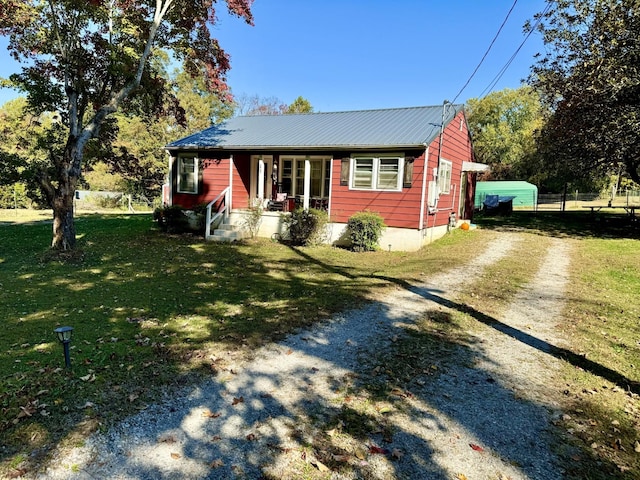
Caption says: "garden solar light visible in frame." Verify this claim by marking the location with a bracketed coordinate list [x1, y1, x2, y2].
[54, 326, 73, 368]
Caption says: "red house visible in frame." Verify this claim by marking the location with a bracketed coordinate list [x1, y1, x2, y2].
[165, 104, 486, 251]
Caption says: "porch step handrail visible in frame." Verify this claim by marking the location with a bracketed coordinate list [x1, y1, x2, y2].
[205, 187, 230, 238]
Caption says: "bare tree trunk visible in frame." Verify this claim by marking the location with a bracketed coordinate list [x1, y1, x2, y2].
[49, 157, 78, 250]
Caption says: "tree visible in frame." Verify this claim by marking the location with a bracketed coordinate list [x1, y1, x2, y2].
[234, 94, 313, 116]
[234, 94, 287, 116]
[285, 96, 313, 114]
[466, 86, 544, 182]
[529, 0, 640, 187]
[0, 0, 253, 250]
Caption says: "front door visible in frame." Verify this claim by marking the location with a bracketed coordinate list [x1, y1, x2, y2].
[250, 155, 273, 204]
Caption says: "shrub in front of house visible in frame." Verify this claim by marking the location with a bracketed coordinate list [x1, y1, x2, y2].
[153, 204, 207, 234]
[347, 211, 386, 252]
[283, 208, 329, 246]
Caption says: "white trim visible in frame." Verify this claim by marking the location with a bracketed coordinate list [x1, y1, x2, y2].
[229, 154, 234, 210]
[349, 153, 404, 192]
[438, 159, 452, 194]
[419, 147, 429, 230]
[176, 154, 198, 194]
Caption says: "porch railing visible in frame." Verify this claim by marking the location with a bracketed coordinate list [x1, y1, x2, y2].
[205, 187, 230, 238]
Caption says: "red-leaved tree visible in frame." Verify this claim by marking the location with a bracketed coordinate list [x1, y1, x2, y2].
[0, 0, 253, 249]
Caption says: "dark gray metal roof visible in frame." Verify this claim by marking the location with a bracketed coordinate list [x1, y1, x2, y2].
[166, 104, 464, 151]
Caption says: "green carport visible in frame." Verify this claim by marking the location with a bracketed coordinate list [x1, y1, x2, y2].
[474, 181, 538, 209]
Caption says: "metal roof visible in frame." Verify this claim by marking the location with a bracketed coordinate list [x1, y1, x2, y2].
[166, 104, 464, 151]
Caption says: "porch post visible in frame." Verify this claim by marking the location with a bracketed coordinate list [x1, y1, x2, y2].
[303, 156, 311, 210]
[257, 156, 265, 202]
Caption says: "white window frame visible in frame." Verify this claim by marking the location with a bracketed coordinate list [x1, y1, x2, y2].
[438, 159, 452, 194]
[350, 154, 404, 191]
[279, 155, 331, 198]
[177, 155, 198, 194]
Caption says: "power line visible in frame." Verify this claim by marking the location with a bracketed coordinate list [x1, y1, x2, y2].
[478, 1, 553, 98]
[450, 0, 519, 104]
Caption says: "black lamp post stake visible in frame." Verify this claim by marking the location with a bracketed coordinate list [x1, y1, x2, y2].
[54, 326, 74, 369]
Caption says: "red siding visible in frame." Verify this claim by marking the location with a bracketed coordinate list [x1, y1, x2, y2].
[172, 155, 231, 209]
[331, 151, 426, 229]
[232, 154, 250, 209]
[422, 111, 474, 228]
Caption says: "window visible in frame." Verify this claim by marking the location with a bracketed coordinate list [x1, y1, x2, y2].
[350, 155, 403, 191]
[438, 159, 452, 194]
[279, 156, 331, 198]
[177, 156, 198, 193]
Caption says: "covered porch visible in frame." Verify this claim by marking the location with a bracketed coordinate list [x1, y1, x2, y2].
[249, 154, 331, 212]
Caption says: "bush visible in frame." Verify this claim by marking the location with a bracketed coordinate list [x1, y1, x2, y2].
[283, 208, 329, 246]
[347, 211, 386, 252]
[153, 205, 190, 233]
[242, 203, 263, 238]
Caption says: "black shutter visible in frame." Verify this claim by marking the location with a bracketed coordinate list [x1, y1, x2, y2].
[403, 156, 414, 188]
[340, 157, 350, 186]
[198, 157, 204, 194]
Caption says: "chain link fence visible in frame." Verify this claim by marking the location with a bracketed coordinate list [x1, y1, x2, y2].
[536, 190, 640, 211]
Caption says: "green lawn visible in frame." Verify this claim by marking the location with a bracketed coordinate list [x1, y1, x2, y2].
[0, 211, 485, 473]
[1, 210, 639, 479]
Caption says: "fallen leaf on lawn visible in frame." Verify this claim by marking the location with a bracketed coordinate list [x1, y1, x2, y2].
[128, 393, 139, 402]
[311, 459, 330, 472]
[77, 401, 95, 409]
[170, 452, 181, 459]
[390, 388, 406, 397]
[211, 435, 222, 442]
[286, 348, 293, 355]
[354, 447, 367, 459]
[232, 396, 244, 405]
[332, 454, 350, 462]
[36, 390, 50, 396]
[369, 445, 389, 455]
[202, 409, 221, 418]
[469, 443, 484, 452]
[7, 468, 28, 478]
[634, 441, 640, 453]
[456, 474, 468, 480]
[391, 448, 404, 459]
[246, 433, 257, 441]
[158, 434, 177, 444]
[210, 459, 224, 468]
[80, 373, 96, 382]
[326, 428, 338, 437]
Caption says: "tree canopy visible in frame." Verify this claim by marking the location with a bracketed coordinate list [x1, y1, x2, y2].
[466, 86, 544, 184]
[530, 0, 640, 187]
[0, 0, 253, 249]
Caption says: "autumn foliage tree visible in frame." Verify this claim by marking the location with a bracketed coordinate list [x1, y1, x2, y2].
[0, 0, 253, 250]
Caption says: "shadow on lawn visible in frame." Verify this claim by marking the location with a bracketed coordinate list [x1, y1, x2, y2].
[51, 282, 561, 480]
[475, 210, 640, 240]
[0, 215, 374, 473]
[0, 215, 632, 478]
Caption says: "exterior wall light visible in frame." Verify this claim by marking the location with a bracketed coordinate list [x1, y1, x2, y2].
[54, 326, 73, 368]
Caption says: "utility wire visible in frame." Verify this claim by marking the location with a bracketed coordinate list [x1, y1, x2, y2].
[478, 1, 553, 98]
[450, 0, 519, 104]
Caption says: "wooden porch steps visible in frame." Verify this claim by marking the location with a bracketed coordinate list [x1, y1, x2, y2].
[206, 222, 245, 243]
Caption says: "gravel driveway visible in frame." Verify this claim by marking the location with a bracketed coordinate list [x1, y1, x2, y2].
[34, 231, 571, 479]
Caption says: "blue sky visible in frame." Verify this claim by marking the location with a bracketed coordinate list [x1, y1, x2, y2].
[0, 0, 548, 112]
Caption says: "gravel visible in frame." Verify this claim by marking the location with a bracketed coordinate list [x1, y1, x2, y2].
[32, 231, 570, 479]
